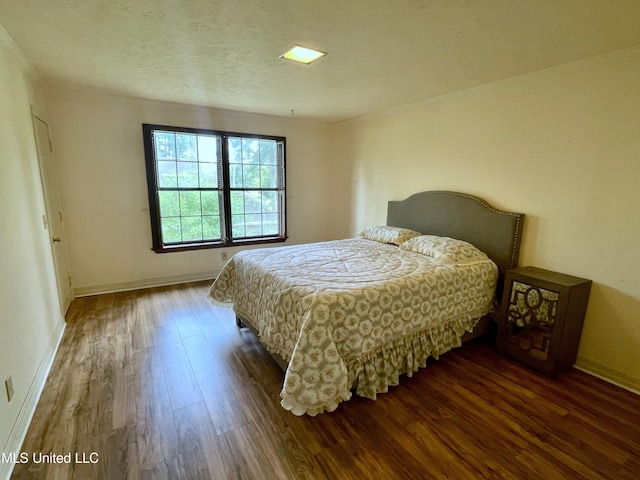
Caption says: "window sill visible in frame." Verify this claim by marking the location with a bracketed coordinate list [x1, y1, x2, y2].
[152, 236, 287, 253]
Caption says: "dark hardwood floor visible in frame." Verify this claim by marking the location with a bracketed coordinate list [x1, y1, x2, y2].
[11, 281, 640, 479]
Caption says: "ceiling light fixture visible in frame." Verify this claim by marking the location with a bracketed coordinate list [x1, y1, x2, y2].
[280, 45, 326, 65]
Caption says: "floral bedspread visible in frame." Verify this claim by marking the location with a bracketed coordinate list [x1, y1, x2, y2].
[208, 238, 498, 416]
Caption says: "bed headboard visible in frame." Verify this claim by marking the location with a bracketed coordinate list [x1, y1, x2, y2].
[387, 191, 524, 300]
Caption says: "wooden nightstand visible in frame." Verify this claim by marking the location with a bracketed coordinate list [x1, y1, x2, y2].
[496, 266, 592, 375]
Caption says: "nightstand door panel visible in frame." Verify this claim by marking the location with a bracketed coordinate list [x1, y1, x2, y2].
[503, 280, 560, 363]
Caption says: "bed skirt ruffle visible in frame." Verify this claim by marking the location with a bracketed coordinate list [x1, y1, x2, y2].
[346, 314, 478, 401]
[275, 313, 480, 416]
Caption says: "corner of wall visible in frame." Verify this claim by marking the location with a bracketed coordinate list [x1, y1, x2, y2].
[0, 24, 41, 84]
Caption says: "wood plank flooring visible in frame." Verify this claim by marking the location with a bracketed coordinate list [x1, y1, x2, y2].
[11, 281, 640, 479]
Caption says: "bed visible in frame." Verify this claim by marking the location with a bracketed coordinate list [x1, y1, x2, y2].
[208, 191, 524, 415]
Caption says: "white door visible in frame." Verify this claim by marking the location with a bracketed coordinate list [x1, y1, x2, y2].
[33, 113, 73, 315]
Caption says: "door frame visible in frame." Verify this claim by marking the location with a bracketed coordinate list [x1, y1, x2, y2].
[32, 109, 73, 315]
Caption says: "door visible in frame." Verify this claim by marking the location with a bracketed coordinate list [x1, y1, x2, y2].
[33, 113, 73, 315]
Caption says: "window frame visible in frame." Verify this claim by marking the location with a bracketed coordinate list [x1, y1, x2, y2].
[143, 124, 287, 253]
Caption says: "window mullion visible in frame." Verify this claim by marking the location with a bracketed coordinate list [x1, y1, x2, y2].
[220, 135, 232, 244]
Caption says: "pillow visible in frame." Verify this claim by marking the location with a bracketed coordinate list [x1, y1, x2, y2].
[358, 225, 421, 245]
[400, 235, 489, 265]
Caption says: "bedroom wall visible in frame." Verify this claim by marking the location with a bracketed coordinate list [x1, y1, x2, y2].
[334, 47, 640, 391]
[0, 29, 66, 479]
[44, 90, 345, 294]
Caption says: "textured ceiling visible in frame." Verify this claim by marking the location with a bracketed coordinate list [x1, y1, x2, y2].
[1, 0, 639, 123]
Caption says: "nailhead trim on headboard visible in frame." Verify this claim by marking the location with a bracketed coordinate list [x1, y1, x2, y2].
[424, 191, 523, 269]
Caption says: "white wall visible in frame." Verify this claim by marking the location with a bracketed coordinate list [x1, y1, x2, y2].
[0, 29, 65, 480]
[45, 90, 346, 294]
[334, 47, 640, 390]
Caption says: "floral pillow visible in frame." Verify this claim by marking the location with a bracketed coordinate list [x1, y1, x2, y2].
[359, 225, 421, 246]
[400, 235, 489, 265]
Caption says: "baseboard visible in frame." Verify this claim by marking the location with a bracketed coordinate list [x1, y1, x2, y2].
[574, 356, 640, 395]
[0, 316, 66, 480]
[73, 271, 218, 297]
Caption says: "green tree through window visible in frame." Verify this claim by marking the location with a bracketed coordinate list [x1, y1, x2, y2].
[143, 124, 286, 252]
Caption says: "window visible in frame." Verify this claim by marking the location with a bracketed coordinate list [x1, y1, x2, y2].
[143, 124, 286, 252]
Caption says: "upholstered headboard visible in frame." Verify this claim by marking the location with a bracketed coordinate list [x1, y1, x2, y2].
[387, 191, 524, 300]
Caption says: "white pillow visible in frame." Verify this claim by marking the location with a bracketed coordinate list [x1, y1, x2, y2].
[359, 225, 421, 246]
[400, 235, 489, 265]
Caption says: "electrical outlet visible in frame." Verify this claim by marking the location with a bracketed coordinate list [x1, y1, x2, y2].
[221, 251, 228, 261]
[5, 376, 14, 402]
